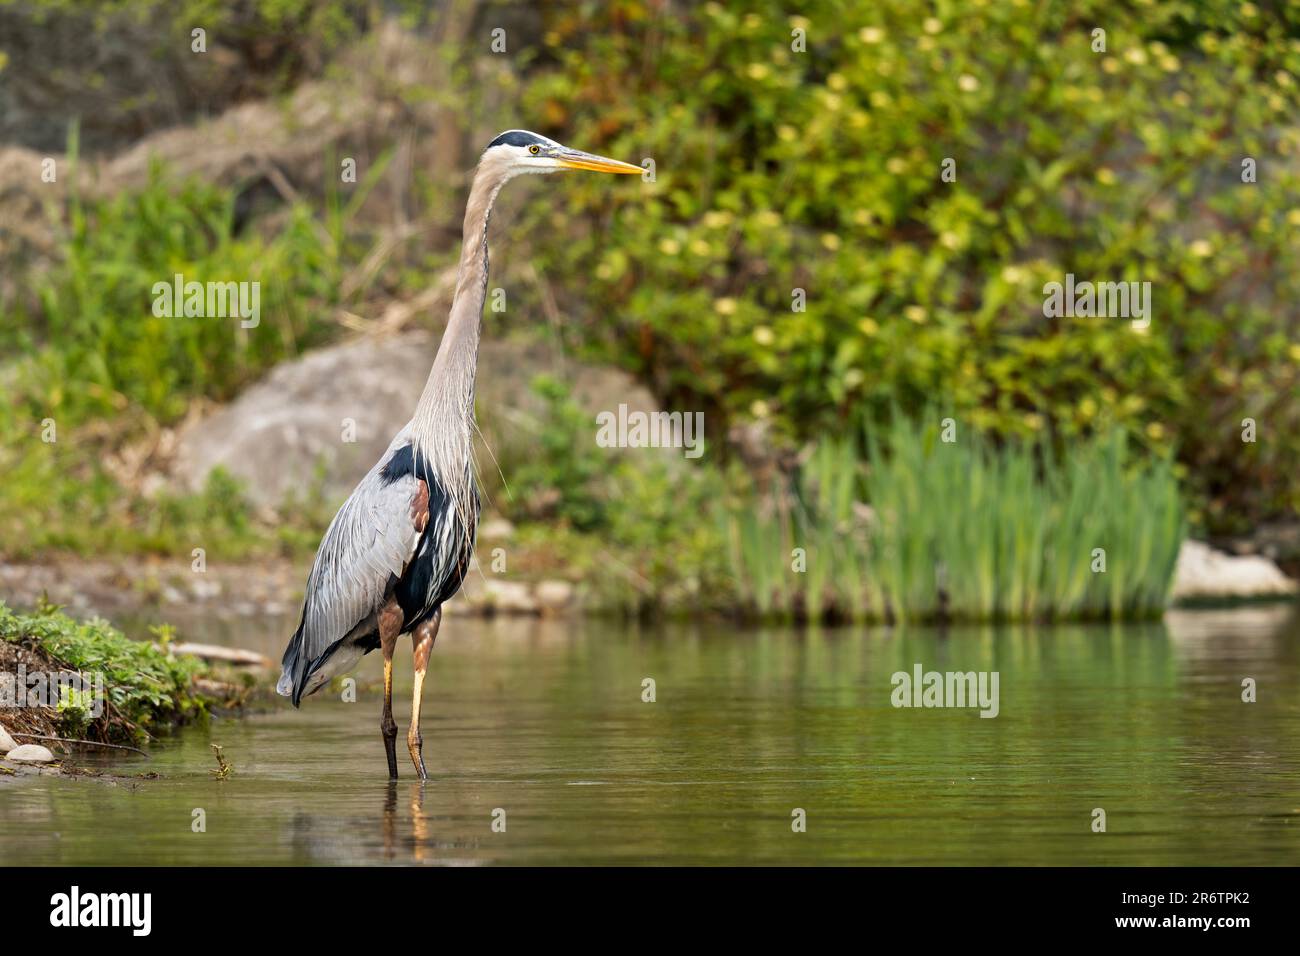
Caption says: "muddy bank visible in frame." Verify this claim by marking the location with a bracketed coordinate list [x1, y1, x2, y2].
[0, 758, 161, 785]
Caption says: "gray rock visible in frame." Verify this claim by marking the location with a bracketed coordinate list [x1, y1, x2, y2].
[1171, 539, 1299, 602]
[173, 333, 670, 511]
[4, 744, 55, 764]
[174, 333, 436, 509]
[0, 723, 17, 754]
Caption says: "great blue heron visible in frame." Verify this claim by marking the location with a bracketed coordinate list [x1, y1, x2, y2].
[276, 130, 641, 778]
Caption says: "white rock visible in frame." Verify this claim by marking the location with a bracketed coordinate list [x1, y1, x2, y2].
[480, 518, 515, 541]
[0, 723, 17, 754]
[484, 579, 537, 614]
[4, 744, 55, 764]
[534, 579, 574, 611]
[1171, 539, 1299, 601]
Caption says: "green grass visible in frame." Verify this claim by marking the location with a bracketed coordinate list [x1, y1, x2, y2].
[0, 141, 355, 562]
[484, 377, 734, 616]
[727, 439, 877, 621]
[5, 158, 341, 427]
[729, 417, 1185, 623]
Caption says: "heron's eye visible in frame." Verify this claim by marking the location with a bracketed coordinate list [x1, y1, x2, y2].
[528, 145, 541, 155]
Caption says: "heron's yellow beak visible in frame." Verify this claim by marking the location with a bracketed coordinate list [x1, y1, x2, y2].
[555, 149, 643, 175]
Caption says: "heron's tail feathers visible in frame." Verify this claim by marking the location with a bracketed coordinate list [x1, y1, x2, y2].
[278, 628, 305, 707]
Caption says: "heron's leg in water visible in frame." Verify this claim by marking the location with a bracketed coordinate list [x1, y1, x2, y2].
[378, 600, 403, 779]
[408, 608, 441, 780]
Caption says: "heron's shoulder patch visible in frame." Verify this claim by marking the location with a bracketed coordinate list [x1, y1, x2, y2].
[379, 444, 415, 485]
[380, 443, 441, 489]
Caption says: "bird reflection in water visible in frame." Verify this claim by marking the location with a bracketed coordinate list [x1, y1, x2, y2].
[380, 781, 483, 864]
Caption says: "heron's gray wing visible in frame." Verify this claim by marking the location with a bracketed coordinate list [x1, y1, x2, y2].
[293, 464, 423, 668]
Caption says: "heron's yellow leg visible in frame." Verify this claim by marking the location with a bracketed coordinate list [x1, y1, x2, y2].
[408, 609, 441, 780]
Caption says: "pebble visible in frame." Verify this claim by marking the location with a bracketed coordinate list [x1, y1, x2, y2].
[191, 578, 223, 600]
[0, 723, 17, 754]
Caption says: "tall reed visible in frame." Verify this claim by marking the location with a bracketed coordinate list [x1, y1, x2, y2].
[727, 439, 876, 622]
[727, 416, 1184, 623]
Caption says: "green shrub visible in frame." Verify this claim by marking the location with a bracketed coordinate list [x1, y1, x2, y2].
[492, 377, 731, 613]
[512, 0, 1300, 534]
[502, 375, 613, 531]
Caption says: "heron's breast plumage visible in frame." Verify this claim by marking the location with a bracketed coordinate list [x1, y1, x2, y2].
[390, 460, 479, 631]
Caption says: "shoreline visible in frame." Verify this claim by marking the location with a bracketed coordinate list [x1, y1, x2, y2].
[0, 555, 580, 623]
[1, 544, 1296, 628]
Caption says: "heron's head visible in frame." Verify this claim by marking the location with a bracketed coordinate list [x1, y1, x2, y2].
[480, 129, 642, 180]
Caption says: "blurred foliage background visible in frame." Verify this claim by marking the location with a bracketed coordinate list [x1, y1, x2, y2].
[0, 0, 1297, 619]
[511, 0, 1300, 533]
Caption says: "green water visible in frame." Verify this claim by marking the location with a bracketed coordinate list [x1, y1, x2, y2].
[3, 607, 1299, 865]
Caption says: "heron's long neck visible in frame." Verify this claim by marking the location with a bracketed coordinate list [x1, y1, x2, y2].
[410, 164, 506, 480]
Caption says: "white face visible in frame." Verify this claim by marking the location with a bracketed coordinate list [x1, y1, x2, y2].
[480, 130, 643, 180]
[490, 134, 567, 176]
